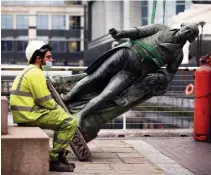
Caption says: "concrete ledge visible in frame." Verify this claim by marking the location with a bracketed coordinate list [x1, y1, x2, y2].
[1, 126, 49, 175]
[1, 96, 8, 135]
[97, 129, 193, 138]
[43, 129, 193, 139]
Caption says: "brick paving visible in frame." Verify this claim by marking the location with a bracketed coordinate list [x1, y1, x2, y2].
[50, 139, 164, 175]
[144, 137, 211, 175]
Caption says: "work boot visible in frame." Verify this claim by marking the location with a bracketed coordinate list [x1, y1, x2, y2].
[58, 150, 76, 168]
[49, 159, 74, 172]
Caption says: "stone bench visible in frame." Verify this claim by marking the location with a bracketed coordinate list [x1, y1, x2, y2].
[1, 97, 50, 175]
[1, 96, 8, 135]
[1, 126, 49, 175]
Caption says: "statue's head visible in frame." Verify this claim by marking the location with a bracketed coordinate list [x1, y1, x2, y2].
[176, 23, 199, 43]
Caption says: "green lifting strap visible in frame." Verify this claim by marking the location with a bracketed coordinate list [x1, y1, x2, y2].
[150, 0, 166, 24]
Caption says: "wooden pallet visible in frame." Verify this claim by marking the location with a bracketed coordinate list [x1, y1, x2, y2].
[46, 79, 91, 161]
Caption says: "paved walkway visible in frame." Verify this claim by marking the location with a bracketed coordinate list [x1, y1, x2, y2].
[49, 137, 208, 175]
[7, 114, 211, 175]
[50, 139, 165, 175]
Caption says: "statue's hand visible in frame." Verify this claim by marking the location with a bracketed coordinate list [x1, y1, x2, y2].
[60, 93, 68, 102]
[144, 73, 160, 85]
[49, 75, 63, 87]
[152, 83, 168, 96]
[109, 28, 124, 41]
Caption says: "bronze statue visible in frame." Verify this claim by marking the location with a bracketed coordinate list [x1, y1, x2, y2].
[50, 23, 199, 142]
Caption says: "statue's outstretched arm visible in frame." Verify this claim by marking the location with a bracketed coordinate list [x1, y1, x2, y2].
[109, 23, 167, 40]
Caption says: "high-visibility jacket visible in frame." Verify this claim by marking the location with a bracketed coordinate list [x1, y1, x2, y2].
[10, 64, 60, 123]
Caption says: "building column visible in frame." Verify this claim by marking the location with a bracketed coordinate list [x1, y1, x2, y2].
[123, 0, 130, 29]
[13, 14, 16, 29]
[80, 15, 84, 51]
[28, 10, 37, 42]
[49, 14, 51, 30]
[66, 14, 69, 30]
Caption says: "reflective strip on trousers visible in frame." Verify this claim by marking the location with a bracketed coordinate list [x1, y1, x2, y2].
[60, 117, 73, 129]
[54, 103, 58, 109]
[53, 137, 70, 145]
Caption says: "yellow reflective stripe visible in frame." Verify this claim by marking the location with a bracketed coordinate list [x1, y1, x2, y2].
[11, 105, 32, 112]
[11, 105, 45, 112]
[54, 138, 70, 145]
[60, 117, 73, 129]
[10, 90, 32, 97]
[16, 66, 36, 90]
[54, 103, 58, 109]
[35, 94, 52, 104]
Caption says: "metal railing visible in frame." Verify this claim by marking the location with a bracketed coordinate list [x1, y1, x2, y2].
[1, 65, 196, 129]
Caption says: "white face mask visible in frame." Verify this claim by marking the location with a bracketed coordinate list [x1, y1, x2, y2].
[42, 61, 52, 71]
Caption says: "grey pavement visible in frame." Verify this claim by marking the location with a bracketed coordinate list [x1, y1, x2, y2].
[49, 137, 211, 175]
[49, 138, 201, 175]
[50, 139, 165, 175]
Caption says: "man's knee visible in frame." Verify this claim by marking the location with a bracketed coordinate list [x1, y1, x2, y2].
[60, 117, 77, 131]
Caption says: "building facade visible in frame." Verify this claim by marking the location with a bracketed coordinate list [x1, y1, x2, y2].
[1, 0, 85, 66]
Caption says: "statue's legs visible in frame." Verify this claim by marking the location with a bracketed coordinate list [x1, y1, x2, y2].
[61, 48, 142, 102]
[80, 74, 162, 142]
[77, 70, 137, 123]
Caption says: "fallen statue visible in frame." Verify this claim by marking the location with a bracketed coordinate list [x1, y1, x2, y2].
[50, 23, 199, 142]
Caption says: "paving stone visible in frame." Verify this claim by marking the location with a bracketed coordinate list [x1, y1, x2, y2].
[91, 157, 123, 164]
[110, 163, 160, 171]
[91, 152, 118, 158]
[121, 157, 149, 164]
[117, 153, 144, 158]
[82, 163, 112, 170]
[116, 170, 164, 175]
[74, 169, 117, 174]
[101, 147, 136, 153]
[93, 140, 131, 148]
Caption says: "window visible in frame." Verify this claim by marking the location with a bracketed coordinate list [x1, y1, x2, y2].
[65, 1, 82, 5]
[176, 0, 185, 15]
[16, 15, 28, 29]
[141, 1, 148, 26]
[50, 41, 67, 53]
[1, 15, 13, 29]
[51, 15, 66, 29]
[69, 16, 81, 29]
[1, 41, 13, 52]
[37, 15, 48, 29]
[68, 41, 80, 52]
[16, 41, 28, 52]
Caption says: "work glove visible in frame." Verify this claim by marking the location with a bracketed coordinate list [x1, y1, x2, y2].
[109, 28, 125, 41]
